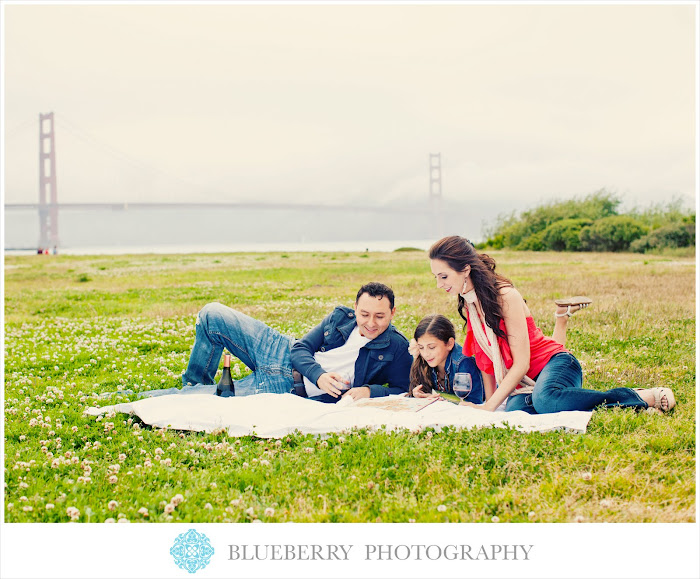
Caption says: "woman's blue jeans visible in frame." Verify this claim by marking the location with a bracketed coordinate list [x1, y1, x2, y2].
[505, 352, 648, 414]
[182, 302, 295, 396]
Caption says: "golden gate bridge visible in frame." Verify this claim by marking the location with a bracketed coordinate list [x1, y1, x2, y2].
[4, 113, 445, 252]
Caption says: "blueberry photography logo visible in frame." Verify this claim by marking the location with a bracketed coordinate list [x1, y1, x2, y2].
[171, 529, 215, 574]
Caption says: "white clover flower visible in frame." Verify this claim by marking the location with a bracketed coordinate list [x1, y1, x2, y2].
[45, 503, 55, 510]
[204, 503, 213, 510]
[264, 507, 275, 517]
[108, 500, 118, 511]
[164, 503, 175, 514]
[171, 494, 184, 506]
[437, 505, 447, 512]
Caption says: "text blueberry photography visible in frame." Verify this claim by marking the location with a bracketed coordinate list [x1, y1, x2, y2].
[170, 529, 215, 574]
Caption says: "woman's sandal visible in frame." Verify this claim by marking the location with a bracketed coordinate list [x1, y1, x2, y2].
[554, 296, 593, 318]
[635, 387, 676, 413]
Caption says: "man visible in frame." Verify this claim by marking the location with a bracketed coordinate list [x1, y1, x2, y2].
[181, 282, 412, 402]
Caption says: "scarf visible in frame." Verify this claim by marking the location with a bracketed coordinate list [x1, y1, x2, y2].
[461, 289, 535, 395]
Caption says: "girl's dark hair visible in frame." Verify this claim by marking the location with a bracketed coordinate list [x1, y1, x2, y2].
[428, 235, 512, 339]
[409, 314, 455, 396]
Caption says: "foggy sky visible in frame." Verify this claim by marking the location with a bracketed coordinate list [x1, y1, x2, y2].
[2, 2, 696, 215]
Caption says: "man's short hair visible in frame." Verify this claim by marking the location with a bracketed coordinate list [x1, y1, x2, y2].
[356, 282, 395, 309]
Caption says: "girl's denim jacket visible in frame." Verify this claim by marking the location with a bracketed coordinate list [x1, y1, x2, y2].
[432, 345, 484, 404]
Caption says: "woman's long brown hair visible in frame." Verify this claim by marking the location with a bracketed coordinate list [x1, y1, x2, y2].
[429, 235, 513, 339]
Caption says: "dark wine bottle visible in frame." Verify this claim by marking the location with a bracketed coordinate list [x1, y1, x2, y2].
[216, 354, 235, 397]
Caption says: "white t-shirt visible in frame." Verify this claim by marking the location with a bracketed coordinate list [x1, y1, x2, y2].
[303, 326, 371, 397]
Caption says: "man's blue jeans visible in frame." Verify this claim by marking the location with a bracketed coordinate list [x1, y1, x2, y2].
[182, 303, 295, 396]
[505, 352, 648, 414]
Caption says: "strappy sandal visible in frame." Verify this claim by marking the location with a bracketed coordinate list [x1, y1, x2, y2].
[554, 296, 593, 318]
[634, 387, 676, 413]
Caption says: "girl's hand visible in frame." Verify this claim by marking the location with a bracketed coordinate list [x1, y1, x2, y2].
[408, 339, 420, 359]
[412, 384, 439, 399]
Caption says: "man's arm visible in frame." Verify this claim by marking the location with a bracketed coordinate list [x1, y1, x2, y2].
[364, 339, 413, 398]
[290, 311, 334, 387]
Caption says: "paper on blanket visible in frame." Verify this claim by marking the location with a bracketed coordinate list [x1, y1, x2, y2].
[85, 393, 592, 438]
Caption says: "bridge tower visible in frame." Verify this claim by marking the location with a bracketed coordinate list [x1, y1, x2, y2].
[429, 153, 444, 238]
[38, 112, 59, 252]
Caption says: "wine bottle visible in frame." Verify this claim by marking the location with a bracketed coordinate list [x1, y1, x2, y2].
[216, 354, 235, 397]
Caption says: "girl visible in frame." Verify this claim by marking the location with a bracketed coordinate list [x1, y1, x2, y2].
[408, 314, 484, 404]
[427, 235, 675, 415]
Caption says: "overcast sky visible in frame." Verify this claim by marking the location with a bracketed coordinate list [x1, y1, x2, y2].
[2, 2, 697, 214]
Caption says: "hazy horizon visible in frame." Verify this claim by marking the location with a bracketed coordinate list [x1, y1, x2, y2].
[3, 3, 696, 215]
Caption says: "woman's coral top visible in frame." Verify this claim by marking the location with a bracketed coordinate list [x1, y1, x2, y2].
[463, 316, 566, 380]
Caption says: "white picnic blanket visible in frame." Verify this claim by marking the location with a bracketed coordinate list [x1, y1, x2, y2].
[85, 388, 593, 437]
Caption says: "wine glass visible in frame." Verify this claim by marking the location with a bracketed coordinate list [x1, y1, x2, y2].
[452, 373, 472, 402]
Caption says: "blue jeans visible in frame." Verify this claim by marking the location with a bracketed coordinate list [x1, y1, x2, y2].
[182, 303, 295, 396]
[505, 352, 648, 414]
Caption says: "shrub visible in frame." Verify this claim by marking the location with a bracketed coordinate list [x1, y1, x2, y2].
[630, 221, 696, 253]
[541, 219, 593, 251]
[483, 189, 621, 248]
[516, 230, 547, 251]
[579, 216, 648, 252]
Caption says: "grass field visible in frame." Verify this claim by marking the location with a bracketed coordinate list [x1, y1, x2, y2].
[3, 249, 696, 523]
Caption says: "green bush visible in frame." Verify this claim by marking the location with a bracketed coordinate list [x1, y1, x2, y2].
[541, 218, 593, 251]
[515, 230, 547, 251]
[579, 216, 648, 252]
[628, 196, 694, 229]
[630, 220, 696, 253]
[483, 189, 620, 248]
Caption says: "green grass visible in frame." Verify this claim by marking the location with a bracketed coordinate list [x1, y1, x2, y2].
[3, 250, 695, 523]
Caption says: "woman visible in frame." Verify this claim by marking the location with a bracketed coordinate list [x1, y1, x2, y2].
[427, 235, 675, 415]
[408, 314, 484, 404]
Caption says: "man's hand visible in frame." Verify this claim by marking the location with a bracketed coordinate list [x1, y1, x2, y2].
[316, 373, 351, 398]
[342, 386, 370, 401]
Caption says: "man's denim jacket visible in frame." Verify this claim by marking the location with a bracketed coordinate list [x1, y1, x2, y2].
[290, 306, 412, 397]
